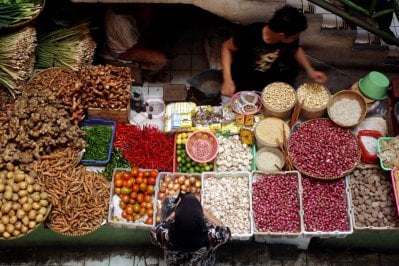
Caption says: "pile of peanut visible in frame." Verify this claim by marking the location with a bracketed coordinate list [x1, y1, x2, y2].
[297, 83, 330, 109]
[262, 82, 296, 110]
[350, 168, 399, 228]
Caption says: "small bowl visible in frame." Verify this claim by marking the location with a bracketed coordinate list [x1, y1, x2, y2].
[186, 130, 218, 163]
[231, 91, 262, 115]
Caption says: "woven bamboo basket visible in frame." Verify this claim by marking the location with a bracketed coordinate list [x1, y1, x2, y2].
[327, 90, 367, 128]
[1, 0, 46, 31]
[1, 204, 52, 240]
[288, 118, 361, 181]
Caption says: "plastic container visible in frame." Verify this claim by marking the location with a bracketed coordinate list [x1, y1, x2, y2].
[357, 130, 382, 164]
[186, 130, 218, 163]
[261, 82, 297, 120]
[297, 82, 331, 120]
[254, 117, 290, 149]
[107, 168, 158, 230]
[201, 171, 253, 240]
[80, 118, 116, 166]
[255, 147, 285, 172]
[391, 168, 399, 217]
[251, 171, 304, 240]
[377, 137, 396, 171]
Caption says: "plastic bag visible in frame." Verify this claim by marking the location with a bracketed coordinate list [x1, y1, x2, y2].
[354, 116, 387, 136]
[357, 130, 382, 164]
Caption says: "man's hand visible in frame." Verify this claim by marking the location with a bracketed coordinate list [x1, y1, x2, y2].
[308, 70, 327, 84]
[221, 80, 236, 97]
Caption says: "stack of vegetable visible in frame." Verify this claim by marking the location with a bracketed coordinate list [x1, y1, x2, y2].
[35, 22, 96, 71]
[0, 0, 42, 30]
[0, 26, 36, 97]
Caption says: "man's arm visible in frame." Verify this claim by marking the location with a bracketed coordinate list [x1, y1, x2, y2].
[221, 37, 238, 97]
[294, 47, 327, 83]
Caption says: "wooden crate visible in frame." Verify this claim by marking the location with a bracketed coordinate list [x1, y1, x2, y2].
[87, 104, 130, 124]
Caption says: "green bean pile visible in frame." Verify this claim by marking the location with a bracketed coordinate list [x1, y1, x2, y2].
[82, 125, 113, 161]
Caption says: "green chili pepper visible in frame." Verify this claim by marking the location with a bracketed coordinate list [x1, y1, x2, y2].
[102, 149, 131, 180]
[82, 125, 112, 161]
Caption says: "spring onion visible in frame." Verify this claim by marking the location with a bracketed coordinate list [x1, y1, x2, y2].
[0, 0, 42, 29]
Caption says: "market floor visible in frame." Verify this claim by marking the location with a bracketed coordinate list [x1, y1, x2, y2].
[2, 242, 399, 265]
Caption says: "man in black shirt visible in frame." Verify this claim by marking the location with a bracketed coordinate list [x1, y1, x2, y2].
[221, 5, 327, 96]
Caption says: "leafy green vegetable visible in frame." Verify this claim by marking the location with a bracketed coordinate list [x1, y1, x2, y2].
[82, 125, 113, 161]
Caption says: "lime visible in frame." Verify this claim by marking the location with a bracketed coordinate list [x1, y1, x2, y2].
[177, 156, 182, 163]
[194, 166, 200, 172]
[176, 149, 181, 156]
[189, 167, 195, 173]
[205, 165, 212, 171]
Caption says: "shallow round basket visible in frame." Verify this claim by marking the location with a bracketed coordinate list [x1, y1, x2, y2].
[231, 91, 262, 115]
[1, 0, 46, 31]
[186, 130, 218, 163]
[0, 204, 52, 240]
[47, 223, 102, 237]
[327, 90, 367, 128]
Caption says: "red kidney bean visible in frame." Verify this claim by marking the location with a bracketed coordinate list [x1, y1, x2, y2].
[288, 119, 360, 178]
[252, 173, 301, 233]
[302, 176, 350, 232]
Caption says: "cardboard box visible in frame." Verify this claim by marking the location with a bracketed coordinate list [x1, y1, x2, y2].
[163, 84, 187, 103]
[87, 104, 130, 124]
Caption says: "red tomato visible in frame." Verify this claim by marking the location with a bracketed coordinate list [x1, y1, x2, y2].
[129, 191, 138, 199]
[122, 171, 131, 180]
[133, 203, 140, 213]
[121, 210, 128, 219]
[126, 215, 134, 222]
[146, 202, 153, 210]
[142, 177, 148, 184]
[114, 179, 123, 188]
[137, 172, 144, 180]
[126, 205, 134, 215]
[130, 167, 139, 177]
[137, 193, 144, 203]
[128, 198, 136, 205]
[146, 208, 154, 217]
[132, 184, 140, 192]
[139, 183, 147, 192]
[145, 217, 153, 225]
[144, 171, 150, 177]
[140, 202, 147, 208]
[144, 194, 152, 203]
[146, 185, 155, 195]
[119, 201, 127, 210]
[133, 213, 141, 221]
[124, 178, 134, 188]
[147, 177, 156, 185]
[150, 170, 158, 178]
[139, 207, 147, 217]
[136, 176, 143, 184]
[119, 194, 129, 203]
[114, 171, 122, 180]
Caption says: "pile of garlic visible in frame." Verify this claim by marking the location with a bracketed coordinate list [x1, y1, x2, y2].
[216, 135, 253, 171]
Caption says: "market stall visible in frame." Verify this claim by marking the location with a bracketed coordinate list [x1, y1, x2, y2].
[2, 0, 399, 252]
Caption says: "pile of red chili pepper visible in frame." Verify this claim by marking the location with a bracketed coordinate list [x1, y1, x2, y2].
[114, 123, 174, 171]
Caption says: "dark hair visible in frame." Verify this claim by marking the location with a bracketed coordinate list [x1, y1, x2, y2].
[268, 5, 308, 37]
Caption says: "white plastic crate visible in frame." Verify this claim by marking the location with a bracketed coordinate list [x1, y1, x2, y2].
[251, 171, 304, 239]
[107, 168, 158, 230]
[302, 176, 353, 238]
[201, 171, 253, 240]
[154, 172, 202, 223]
[350, 170, 399, 231]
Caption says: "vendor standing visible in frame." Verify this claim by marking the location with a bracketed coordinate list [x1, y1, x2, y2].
[150, 192, 231, 265]
[221, 5, 327, 97]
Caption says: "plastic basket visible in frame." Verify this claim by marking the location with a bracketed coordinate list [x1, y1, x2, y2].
[391, 168, 399, 217]
[377, 137, 396, 171]
[80, 118, 116, 166]
[186, 130, 218, 163]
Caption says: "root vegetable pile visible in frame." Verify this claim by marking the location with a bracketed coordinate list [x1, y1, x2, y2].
[79, 64, 131, 109]
[114, 124, 174, 171]
[288, 119, 360, 179]
[350, 168, 399, 228]
[302, 177, 350, 232]
[0, 81, 86, 171]
[36, 148, 110, 236]
[0, 163, 50, 239]
[202, 173, 251, 236]
[252, 172, 301, 233]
